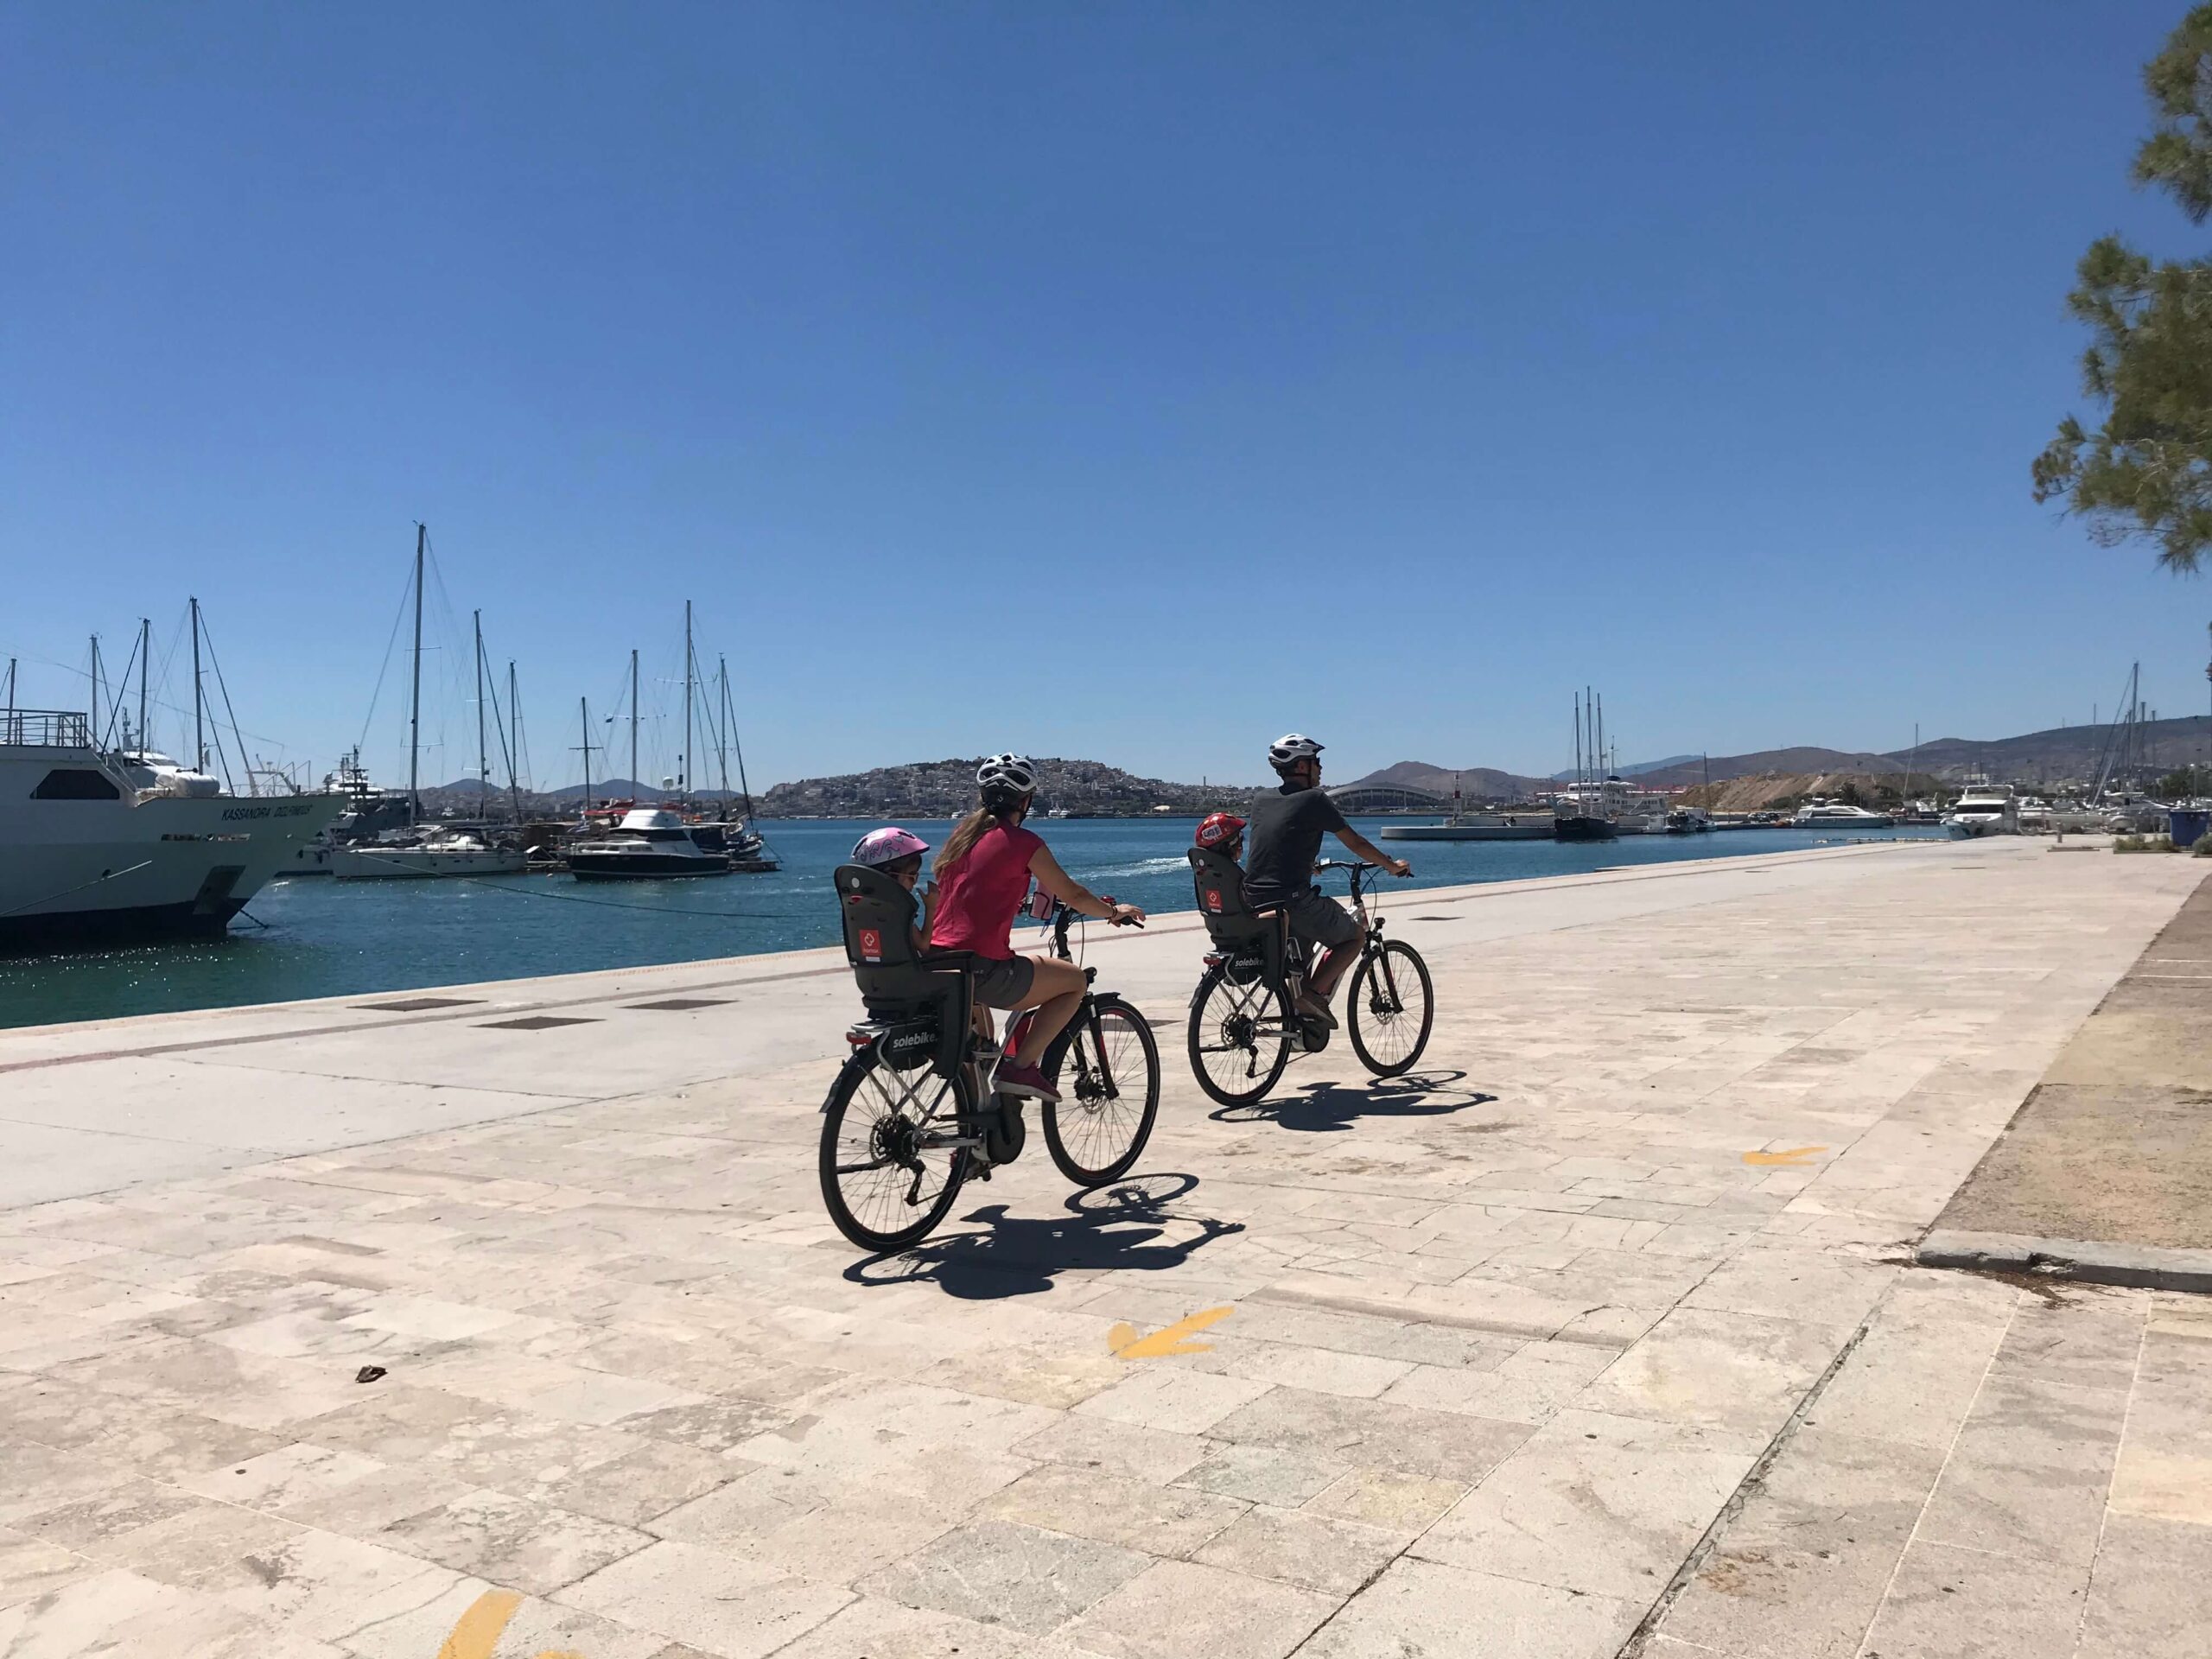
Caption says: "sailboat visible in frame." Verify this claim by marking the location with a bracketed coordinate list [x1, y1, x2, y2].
[1554, 690, 1619, 842]
[564, 603, 778, 879]
[330, 526, 527, 880]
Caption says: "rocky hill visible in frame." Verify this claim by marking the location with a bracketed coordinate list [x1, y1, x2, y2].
[1350, 760, 1553, 800]
[754, 758, 1255, 819]
[1633, 748, 1904, 786]
[1358, 715, 2212, 797]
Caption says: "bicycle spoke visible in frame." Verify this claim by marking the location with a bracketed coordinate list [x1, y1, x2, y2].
[830, 1064, 963, 1240]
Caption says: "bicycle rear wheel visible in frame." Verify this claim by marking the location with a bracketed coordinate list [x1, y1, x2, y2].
[1044, 995, 1160, 1185]
[1346, 938, 1433, 1077]
[818, 1052, 973, 1251]
[1186, 966, 1292, 1106]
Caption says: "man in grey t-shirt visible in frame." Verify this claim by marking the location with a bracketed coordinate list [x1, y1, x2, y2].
[1243, 734, 1411, 1027]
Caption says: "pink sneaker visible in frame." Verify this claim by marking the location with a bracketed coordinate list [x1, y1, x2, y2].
[995, 1060, 1061, 1103]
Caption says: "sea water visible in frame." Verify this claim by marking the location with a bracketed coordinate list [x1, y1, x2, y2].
[0, 817, 1945, 1030]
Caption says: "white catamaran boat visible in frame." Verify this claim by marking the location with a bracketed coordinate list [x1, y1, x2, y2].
[1943, 784, 2019, 837]
[1, 708, 341, 947]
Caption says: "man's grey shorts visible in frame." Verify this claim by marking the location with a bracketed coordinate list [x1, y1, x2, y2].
[1287, 889, 1360, 950]
[973, 955, 1039, 1008]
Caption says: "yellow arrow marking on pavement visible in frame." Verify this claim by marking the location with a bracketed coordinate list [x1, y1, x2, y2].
[1109, 1306, 1234, 1358]
[1742, 1146, 1827, 1166]
[435, 1591, 522, 1659]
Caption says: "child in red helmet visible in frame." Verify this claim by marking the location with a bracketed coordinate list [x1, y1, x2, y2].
[1195, 811, 1247, 861]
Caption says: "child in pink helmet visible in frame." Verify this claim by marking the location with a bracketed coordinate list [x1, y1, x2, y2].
[851, 827, 934, 952]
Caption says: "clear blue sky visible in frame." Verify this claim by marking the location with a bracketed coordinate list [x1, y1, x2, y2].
[5, 2, 2209, 792]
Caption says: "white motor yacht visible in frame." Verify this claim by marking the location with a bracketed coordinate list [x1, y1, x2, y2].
[1380, 811, 1554, 842]
[1792, 799, 1897, 829]
[329, 826, 527, 880]
[568, 807, 734, 879]
[1942, 785, 2019, 837]
[1, 709, 342, 947]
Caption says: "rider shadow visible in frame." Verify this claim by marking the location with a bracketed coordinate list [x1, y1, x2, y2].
[1211, 1068, 1497, 1135]
[843, 1172, 1244, 1301]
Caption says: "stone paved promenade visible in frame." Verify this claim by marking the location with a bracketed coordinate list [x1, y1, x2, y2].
[0, 841, 2204, 1658]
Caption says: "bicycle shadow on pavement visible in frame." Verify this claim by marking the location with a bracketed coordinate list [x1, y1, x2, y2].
[843, 1171, 1245, 1300]
[1209, 1068, 1497, 1135]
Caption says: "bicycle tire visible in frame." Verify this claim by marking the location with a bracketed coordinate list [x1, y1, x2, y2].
[1186, 965, 1293, 1107]
[1044, 995, 1160, 1185]
[818, 1052, 973, 1251]
[1347, 938, 1433, 1077]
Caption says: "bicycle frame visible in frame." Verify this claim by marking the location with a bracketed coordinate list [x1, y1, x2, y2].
[1204, 861, 1405, 1041]
[1005, 899, 1128, 1103]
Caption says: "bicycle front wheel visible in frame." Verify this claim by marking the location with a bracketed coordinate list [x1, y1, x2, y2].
[1044, 995, 1160, 1185]
[1186, 966, 1292, 1107]
[1347, 939, 1433, 1077]
[818, 1052, 973, 1251]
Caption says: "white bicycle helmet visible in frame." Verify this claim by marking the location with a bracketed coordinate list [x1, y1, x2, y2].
[1268, 733, 1325, 769]
[976, 753, 1038, 794]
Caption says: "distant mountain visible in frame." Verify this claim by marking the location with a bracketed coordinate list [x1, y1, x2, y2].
[755, 757, 1254, 819]
[1897, 716, 2210, 785]
[1637, 717, 2211, 788]
[1632, 748, 1903, 786]
[1372, 715, 2212, 799]
[1548, 753, 1700, 782]
[1348, 761, 1553, 800]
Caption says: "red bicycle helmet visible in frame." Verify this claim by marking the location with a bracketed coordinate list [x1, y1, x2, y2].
[1195, 811, 1247, 851]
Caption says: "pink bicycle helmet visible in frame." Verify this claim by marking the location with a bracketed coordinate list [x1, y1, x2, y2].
[851, 827, 931, 868]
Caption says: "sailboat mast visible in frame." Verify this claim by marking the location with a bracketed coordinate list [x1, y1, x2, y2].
[190, 596, 204, 772]
[508, 660, 523, 825]
[407, 524, 425, 826]
[474, 609, 488, 819]
[682, 601, 694, 799]
[579, 697, 593, 822]
[1573, 692, 1583, 789]
[721, 658, 757, 821]
[89, 635, 102, 748]
[137, 618, 149, 753]
[628, 648, 639, 797]
[715, 655, 731, 798]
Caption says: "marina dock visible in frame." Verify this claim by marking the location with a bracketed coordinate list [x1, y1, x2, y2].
[2, 841, 2206, 1657]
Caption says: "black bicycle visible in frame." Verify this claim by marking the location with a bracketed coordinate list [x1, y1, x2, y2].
[1185, 855, 1433, 1107]
[819, 868, 1160, 1252]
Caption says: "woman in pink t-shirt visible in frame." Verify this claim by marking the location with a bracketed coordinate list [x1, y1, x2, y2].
[927, 753, 1145, 1102]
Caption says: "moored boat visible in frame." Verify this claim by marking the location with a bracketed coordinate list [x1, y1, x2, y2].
[1, 708, 342, 948]
[329, 826, 527, 879]
[1380, 811, 1553, 842]
[1943, 784, 2019, 837]
[569, 807, 735, 879]
[1792, 799, 1896, 829]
